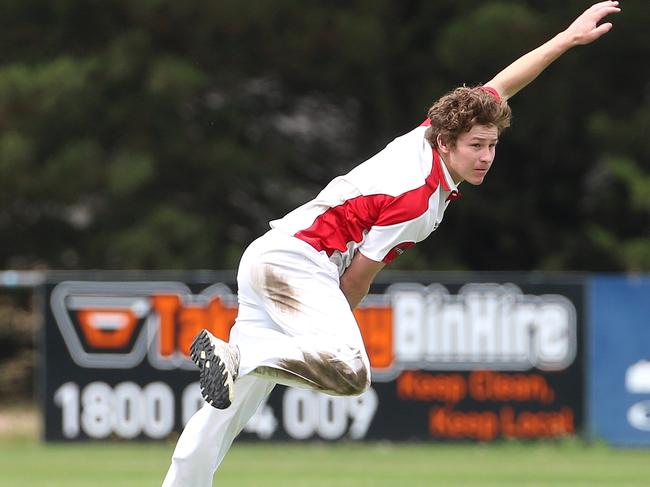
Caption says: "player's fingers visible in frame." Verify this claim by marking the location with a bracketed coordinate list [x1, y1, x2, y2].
[594, 22, 614, 35]
[582, 22, 613, 43]
[585, 6, 619, 28]
[595, 4, 621, 13]
[589, 0, 619, 11]
[586, 2, 619, 19]
[591, 4, 621, 17]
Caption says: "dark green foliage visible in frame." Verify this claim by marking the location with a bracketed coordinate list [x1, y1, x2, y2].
[0, 1, 647, 271]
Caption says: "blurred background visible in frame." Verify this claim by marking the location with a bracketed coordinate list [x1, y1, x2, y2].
[0, 0, 648, 466]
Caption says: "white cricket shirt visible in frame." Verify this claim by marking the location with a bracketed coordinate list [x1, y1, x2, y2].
[270, 121, 460, 275]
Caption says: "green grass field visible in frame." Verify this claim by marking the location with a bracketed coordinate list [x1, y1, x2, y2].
[1, 435, 649, 487]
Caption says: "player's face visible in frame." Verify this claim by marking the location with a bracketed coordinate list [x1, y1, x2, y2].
[439, 124, 499, 185]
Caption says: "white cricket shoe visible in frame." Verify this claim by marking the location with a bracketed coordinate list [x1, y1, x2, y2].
[190, 329, 240, 409]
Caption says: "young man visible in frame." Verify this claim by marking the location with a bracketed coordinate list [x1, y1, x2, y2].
[162, 2, 619, 485]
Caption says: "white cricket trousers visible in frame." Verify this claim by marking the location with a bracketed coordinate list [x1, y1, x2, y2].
[162, 229, 371, 487]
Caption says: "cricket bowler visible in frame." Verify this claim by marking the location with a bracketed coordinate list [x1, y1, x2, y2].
[162, 3, 620, 485]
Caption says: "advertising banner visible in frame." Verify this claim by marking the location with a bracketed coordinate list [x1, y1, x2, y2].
[41, 272, 584, 442]
[588, 275, 650, 446]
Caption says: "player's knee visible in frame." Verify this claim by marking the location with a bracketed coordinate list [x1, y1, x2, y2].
[347, 359, 371, 395]
[331, 349, 370, 396]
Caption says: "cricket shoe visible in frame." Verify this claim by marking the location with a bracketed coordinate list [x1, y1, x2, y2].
[190, 329, 240, 409]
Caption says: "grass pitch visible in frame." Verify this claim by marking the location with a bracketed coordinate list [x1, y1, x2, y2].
[1, 436, 649, 487]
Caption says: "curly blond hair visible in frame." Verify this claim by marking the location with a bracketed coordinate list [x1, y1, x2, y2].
[425, 85, 512, 149]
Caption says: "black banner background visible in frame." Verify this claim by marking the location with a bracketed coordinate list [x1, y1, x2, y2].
[41, 272, 584, 442]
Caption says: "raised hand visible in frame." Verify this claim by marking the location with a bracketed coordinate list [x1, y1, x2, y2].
[485, 1, 621, 100]
[563, 1, 621, 46]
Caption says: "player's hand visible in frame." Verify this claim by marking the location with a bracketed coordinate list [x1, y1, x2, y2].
[562, 1, 621, 46]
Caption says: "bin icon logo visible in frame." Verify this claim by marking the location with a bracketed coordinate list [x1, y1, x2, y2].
[49, 281, 238, 370]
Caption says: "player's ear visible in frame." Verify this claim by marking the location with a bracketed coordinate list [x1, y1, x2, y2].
[436, 134, 451, 154]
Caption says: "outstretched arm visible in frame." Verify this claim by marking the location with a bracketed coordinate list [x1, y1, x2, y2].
[485, 1, 620, 101]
